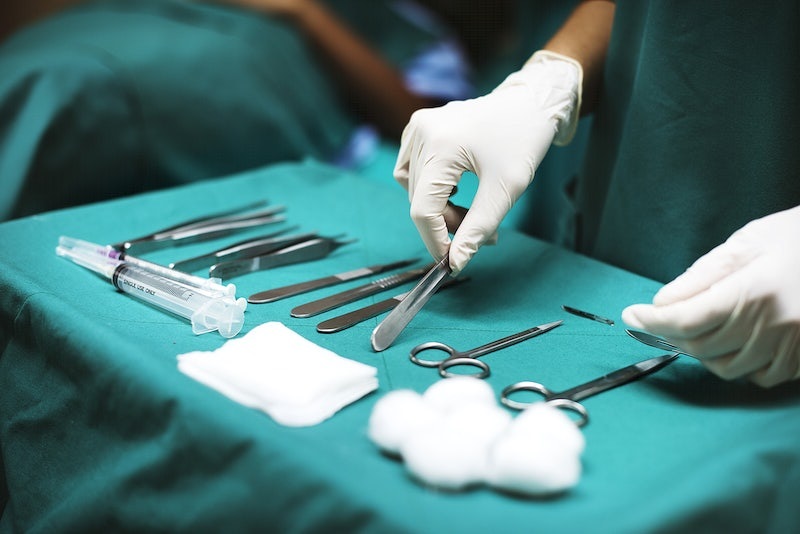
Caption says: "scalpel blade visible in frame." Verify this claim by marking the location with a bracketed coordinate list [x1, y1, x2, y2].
[247, 257, 419, 304]
[626, 329, 697, 357]
[562, 305, 615, 326]
[290, 264, 433, 318]
[371, 256, 452, 351]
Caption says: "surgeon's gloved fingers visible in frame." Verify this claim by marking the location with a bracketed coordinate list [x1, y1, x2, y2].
[448, 210, 497, 275]
[697, 308, 786, 380]
[748, 341, 800, 388]
[447, 176, 526, 274]
[653, 234, 757, 307]
[407, 158, 467, 263]
[408, 180, 463, 263]
[444, 202, 499, 246]
[700, 349, 772, 383]
[411, 211, 451, 263]
[393, 116, 418, 191]
[735, 326, 800, 386]
[622, 276, 743, 345]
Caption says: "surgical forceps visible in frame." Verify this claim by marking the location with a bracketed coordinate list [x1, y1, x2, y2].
[114, 200, 285, 253]
[168, 227, 316, 272]
[410, 321, 563, 379]
[500, 353, 678, 427]
[208, 235, 356, 280]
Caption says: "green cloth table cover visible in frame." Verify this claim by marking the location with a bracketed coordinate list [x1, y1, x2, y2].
[1, 161, 799, 532]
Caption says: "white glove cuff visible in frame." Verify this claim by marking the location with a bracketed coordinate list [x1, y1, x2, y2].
[497, 50, 583, 146]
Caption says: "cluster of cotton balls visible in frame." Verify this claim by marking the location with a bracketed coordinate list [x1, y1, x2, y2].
[367, 377, 585, 497]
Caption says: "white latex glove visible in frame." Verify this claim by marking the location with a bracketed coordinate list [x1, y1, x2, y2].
[622, 206, 800, 388]
[393, 50, 582, 274]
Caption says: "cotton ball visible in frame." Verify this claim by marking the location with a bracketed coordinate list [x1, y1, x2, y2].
[485, 430, 582, 496]
[401, 423, 486, 491]
[400, 400, 512, 490]
[368, 389, 441, 455]
[443, 403, 513, 444]
[508, 403, 586, 456]
[485, 403, 585, 496]
[422, 376, 497, 414]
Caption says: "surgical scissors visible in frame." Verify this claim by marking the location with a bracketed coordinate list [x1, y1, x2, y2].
[500, 353, 678, 427]
[409, 321, 563, 379]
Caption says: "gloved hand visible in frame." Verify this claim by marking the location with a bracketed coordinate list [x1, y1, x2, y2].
[622, 206, 800, 388]
[393, 51, 582, 274]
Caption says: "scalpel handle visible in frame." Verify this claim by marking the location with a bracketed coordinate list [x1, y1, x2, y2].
[316, 296, 404, 333]
[370, 257, 451, 351]
[247, 258, 418, 304]
[254, 274, 345, 303]
[316, 276, 468, 334]
[289, 266, 430, 318]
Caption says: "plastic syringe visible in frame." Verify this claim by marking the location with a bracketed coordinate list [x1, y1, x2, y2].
[58, 236, 236, 299]
[56, 244, 246, 338]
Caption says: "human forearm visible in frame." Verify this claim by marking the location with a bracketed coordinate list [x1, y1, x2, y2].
[1, 0, 85, 42]
[541, 0, 615, 115]
[286, 1, 433, 139]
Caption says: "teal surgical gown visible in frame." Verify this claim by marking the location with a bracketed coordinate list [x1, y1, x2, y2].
[563, 0, 800, 283]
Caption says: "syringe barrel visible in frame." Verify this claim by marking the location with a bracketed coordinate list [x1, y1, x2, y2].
[111, 264, 244, 337]
[58, 236, 235, 298]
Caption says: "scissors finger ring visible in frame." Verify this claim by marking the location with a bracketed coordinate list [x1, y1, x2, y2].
[439, 357, 491, 379]
[500, 381, 552, 410]
[409, 341, 456, 367]
[545, 398, 590, 428]
[500, 381, 590, 427]
[499, 353, 678, 428]
[409, 321, 563, 378]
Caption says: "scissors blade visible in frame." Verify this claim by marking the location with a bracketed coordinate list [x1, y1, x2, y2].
[247, 257, 420, 304]
[371, 256, 452, 351]
[290, 264, 433, 318]
[557, 353, 679, 402]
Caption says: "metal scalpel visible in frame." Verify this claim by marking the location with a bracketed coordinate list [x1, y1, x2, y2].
[371, 256, 452, 351]
[290, 264, 434, 318]
[248, 257, 419, 304]
[316, 277, 467, 333]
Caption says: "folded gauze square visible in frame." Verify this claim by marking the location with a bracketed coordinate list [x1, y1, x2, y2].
[177, 321, 378, 426]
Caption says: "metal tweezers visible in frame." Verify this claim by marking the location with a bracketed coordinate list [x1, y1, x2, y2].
[168, 226, 316, 273]
[113, 200, 286, 254]
[208, 235, 357, 280]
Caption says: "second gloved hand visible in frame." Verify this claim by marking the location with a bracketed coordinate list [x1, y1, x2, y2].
[623, 206, 800, 387]
[393, 51, 582, 274]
